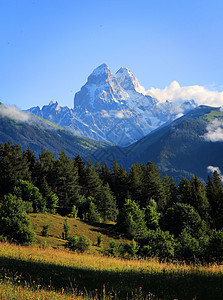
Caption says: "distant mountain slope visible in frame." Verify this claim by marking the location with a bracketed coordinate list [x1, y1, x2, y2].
[125, 105, 223, 181]
[0, 105, 115, 161]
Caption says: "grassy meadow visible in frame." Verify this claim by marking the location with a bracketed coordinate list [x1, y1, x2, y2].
[0, 212, 223, 299]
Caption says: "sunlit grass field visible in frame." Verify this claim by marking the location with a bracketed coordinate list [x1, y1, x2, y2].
[0, 241, 223, 299]
[30, 213, 127, 251]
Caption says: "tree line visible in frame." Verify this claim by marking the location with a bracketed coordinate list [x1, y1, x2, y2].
[0, 142, 222, 262]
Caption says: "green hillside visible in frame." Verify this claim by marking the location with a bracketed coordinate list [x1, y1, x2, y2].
[125, 106, 223, 181]
[0, 113, 115, 162]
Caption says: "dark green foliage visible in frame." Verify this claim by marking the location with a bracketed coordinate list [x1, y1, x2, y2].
[128, 162, 144, 204]
[54, 151, 80, 209]
[96, 183, 118, 221]
[0, 142, 31, 195]
[63, 218, 70, 240]
[105, 240, 125, 257]
[13, 179, 46, 213]
[140, 229, 175, 260]
[117, 199, 147, 239]
[87, 200, 101, 223]
[190, 176, 210, 220]
[84, 158, 102, 197]
[206, 230, 223, 262]
[175, 229, 200, 261]
[125, 239, 140, 257]
[72, 205, 78, 219]
[66, 234, 92, 252]
[73, 154, 86, 193]
[142, 162, 167, 210]
[162, 203, 207, 239]
[45, 191, 59, 214]
[97, 233, 103, 247]
[111, 160, 129, 208]
[145, 198, 160, 230]
[41, 224, 50, 237]
[0, 194, 35, 244]
[206, 171, 223, 229]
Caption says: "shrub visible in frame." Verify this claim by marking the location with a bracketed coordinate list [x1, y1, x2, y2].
[63, 218, 70, 240]
[124, 239, 140, 257]
[72, 205, 78, 219]
[66, 235, 92, 252]
[205, 230, 223, 262]
[41, 224, 50, 237]
[175, 229, 200, 261]
[140, 229, 175, 260]
[105, 241, 125, 257]
[97, 233, 103, 247]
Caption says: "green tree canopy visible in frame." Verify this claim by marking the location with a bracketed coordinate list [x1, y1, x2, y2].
[0, 194, 35, 244]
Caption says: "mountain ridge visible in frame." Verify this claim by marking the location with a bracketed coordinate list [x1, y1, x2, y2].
[28, 64, 197, 146]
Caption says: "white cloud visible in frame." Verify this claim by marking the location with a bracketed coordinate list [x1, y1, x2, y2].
[204, 119, 223, 142]
[0, 104, 31, 122]
[115, 111, 125, 119]
[146, 81, 223, 107]
[101, 110, 110, 118]
[207, 166, 223, 182]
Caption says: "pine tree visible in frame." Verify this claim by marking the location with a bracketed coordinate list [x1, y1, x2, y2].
[190, 176, 210, 220]
[111, 160, 129, 208]
[96, 183, 118, 221]
[74, 154, 86, 193]
[33, 148, 56, 192]
[54, 151, 80, 210]
[101, 161, 112, 185]
[129, 162, 144, 205]
[0, 142, 31, 195]
[84, 158, 102, 197]
[206, 171, 223, 228]
[142, 162, 166, 210]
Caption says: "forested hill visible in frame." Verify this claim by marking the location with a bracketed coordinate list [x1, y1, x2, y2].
[0, 111, 118, 162]
[125, 105, 223, 182]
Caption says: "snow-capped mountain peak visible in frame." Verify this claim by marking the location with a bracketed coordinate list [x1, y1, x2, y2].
[87, 64, 111, 85]
[28, 64, 198, 147]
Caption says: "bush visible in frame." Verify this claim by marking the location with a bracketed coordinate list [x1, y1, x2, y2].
[63, 218, 70, 240]
[175, 229, 200, 261]
[205, 230, 223, 262]
[72, 205, 78, 219]
[140, 229, 175, 260]
[105, 241, 125, 257]
[97, 233, 103, 247]
[66, 235, 92, 252]
[124, 239, 140, 257]
[41, 224, 50, 237]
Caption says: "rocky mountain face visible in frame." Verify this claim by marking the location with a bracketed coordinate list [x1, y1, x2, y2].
[28, 64, 197, 146]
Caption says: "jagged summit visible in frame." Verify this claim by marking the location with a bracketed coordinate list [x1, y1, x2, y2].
[115, 67, 145, 93]
[87, 64, 112, 85]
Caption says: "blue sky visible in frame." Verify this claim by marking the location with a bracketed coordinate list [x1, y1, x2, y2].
[1, 0, 223, 110]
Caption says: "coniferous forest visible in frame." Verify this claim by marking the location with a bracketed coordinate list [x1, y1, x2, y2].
[0, 141, 223, 263]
